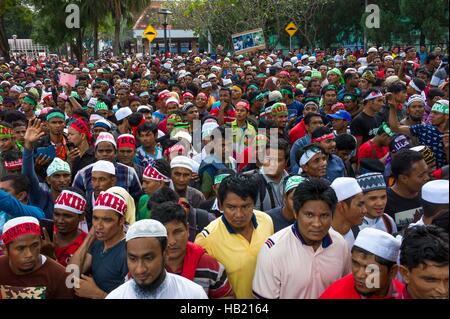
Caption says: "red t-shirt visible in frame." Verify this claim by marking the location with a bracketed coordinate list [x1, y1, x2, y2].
[54, 231, 87, 267]
[320, 274, 404, 299]
[209, 107, 236, 123]
[288, 119, 306, 144]
[357, 139, 389, 165]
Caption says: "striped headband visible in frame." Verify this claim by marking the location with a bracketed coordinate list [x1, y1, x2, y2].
[0, 125, 13, 138]
[54, 190, 87, 215]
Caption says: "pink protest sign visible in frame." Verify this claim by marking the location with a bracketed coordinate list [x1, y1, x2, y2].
[59, 72, 77, 87]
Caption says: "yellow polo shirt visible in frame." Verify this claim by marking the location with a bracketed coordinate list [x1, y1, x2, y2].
[195, 210, 274, 299]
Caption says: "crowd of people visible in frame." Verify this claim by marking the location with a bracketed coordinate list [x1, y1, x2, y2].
[0, 43, 448, 299]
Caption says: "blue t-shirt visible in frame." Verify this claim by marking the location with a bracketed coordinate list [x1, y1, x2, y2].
[152, 111, 166, 122]
[287, 100, 304, 121]
[410, 124, 448, 168]
[89, 239, 128, 293]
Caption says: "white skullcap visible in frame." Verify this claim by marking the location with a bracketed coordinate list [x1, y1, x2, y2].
[367, 47, 378, 54]
[331, 177, 363, 202]
[354, 228, 401, 262]
[173, 131, 192, 144]
[422, 180, 449, 204]
[308, 56, 316, 63]
[92, 160, 115, 175]
[258, 59, 266, 66]
[95, 132, 117, 149]
[301, 54, 309, 60]
[115, 106, 132, 121]
[283, 61, 293, 67]
[90, 114, 103, 122]
[126, 219, 167, 242]
[1, 216, 41, 244]
[165, 97, 180, 106]
[268, 90, 282, 102]
[170, 155, 193, 171]
[291, 57, 299, 64]
[243, 61, 252, 67]
[202, 121, 219, 139]
[137, 105, 152, 112]
[207, 73, 217, 79]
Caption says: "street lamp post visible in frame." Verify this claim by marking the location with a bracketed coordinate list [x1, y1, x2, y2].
[158, 9, 172, 54]
[12, 35, 18, 59]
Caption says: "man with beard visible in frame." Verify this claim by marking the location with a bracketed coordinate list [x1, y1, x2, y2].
[69, 188, 129, 298]
[106, 219, 207, 299]
[0, 216, 74, 299]
[320, 227, 403, 299]
[22, 119, 72, 219]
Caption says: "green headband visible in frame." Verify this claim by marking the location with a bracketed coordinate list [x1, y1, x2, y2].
[214, 173, 230, 185]
[432, 101, 449, 115]
[46, 112, 65, 121]
[285, 175, 306, 193]
[280, 89, 293, 97]
[247, 84, 259, 91]
[95, 101, 108, 112]
[23, 95, 37, 106]
[174, 122, 190, 130]
[378, 122, 394, 137]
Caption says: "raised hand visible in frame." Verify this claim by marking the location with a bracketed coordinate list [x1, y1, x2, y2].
[24, 119, 45, 149]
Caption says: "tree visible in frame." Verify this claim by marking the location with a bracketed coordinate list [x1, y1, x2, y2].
[400, 0, 449, 46]
[109, 0, 150, 56]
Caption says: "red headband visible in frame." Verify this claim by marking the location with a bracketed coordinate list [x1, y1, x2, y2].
[183, 92, 194, 99]
[1, 223, 41, 245]
[143, 165, 170, 181]
[3, 159, 23, 171]
[131, 118, 146, 138]
[197, 92, 207, 100]
[117, 135, 136, 149]
[312, 133, 335, 143]
[70, 119, 92, 143]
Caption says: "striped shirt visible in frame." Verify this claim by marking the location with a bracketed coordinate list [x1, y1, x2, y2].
[169, 253, 233, 299]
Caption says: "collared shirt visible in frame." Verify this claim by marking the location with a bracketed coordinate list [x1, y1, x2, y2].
[134, 145, 163, 168]
[72, 161, 142, 200]
[252, 223, 351, 299]
[194, 210, 274, 299]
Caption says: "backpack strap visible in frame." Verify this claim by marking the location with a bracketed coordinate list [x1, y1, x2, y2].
[265, 181, 276, 210]
[381, 214, 393, 234]
[258, 174, 268, 211]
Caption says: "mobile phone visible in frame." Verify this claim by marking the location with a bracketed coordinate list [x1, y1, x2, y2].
[36, 145, 56, 160]
[39, 219, 54, 241]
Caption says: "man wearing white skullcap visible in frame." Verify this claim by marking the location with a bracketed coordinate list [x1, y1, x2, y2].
[170, 156, 205, 208]
[331, 177, 366, 249]
[115, 107, 133, 135]
[69, 188, 128, 299]
[72, 132, 142, 222]
[409, 179, 449, 228]
[106, 219, 207, 299]
[0, 216, 74, 298]
[321, 227, 404, 299]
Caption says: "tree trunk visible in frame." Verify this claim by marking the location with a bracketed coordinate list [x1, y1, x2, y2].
[0, 15, 10, 62]
[113, 0, 121, 56]
[78, 28, 83, 62]
[93, 17, 99, 59]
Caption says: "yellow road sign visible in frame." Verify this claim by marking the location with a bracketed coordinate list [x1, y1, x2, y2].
[285, 22, 298, 37]
[143, 25, 157, 42]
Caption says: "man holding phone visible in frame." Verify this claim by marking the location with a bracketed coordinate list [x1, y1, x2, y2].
[39, 188, 88, 267]
[22, 119, 72, 219]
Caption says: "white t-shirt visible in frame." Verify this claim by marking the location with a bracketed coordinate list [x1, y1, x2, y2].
[252, 225, 351, 299]
[106, 272, 208, 299]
